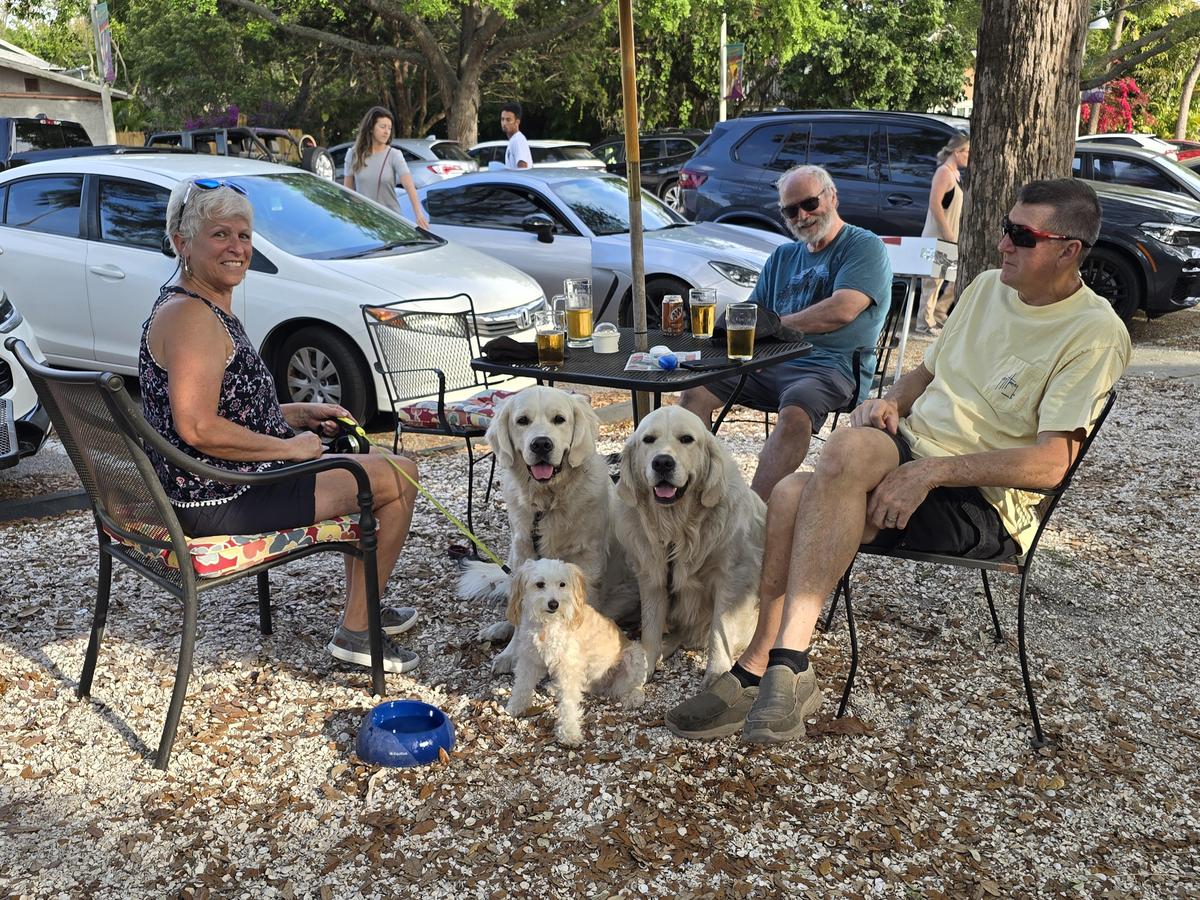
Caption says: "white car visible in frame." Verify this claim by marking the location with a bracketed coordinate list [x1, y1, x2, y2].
[328, 137, 479, 188]
[0, 155, 547, 421]
[0, 292, 51, 469]
[1076, 132, 1178, 160]
[399, 169, 791, 326]
[467, 140, 607, 171]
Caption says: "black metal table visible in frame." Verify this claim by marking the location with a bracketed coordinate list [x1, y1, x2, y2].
[471, 329, 812, 431]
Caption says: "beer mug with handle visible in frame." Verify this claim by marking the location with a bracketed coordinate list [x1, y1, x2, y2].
[563, 278, 593, 348]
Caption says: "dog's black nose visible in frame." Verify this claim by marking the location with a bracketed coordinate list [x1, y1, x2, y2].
[547, 599, 559, 611]
[651, 454, 675, 474]
[530, 436, 554, 457]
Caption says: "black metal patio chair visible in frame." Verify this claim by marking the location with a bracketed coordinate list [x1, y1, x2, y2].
[821, 390, 1118, 749]
[6, 338, 389, 770]
[362, 294, 505, 539]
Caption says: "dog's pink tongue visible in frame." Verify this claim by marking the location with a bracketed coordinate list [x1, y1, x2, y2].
[531, 463, 555, 481]
[654, 484, 678, 499]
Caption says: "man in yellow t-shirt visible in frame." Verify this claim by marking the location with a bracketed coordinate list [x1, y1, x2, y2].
[667, 178, 1131, 744]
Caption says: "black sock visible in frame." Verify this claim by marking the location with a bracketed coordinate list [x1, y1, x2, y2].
[768, 647, 810, 674]
[729, 662, 761, 688]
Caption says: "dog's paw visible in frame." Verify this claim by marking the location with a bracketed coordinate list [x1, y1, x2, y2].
[622, 687, 646, 709]
[505, 700, 530, 718]
[477, 621, 515, 643]
[491, 651, 517, 675]
[556, 726, 583, 746]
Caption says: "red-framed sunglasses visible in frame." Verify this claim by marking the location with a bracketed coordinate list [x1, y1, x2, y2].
[1002, 215, 1092, 249]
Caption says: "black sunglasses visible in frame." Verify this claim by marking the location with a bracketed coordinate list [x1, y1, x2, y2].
[1002, 215, 1092, 249]
[780, 187, 828, 219]
[180, 178, 248, 219]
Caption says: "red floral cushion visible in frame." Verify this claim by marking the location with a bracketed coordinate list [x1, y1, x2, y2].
[104, 515, 361, 578]
[396, 388, 515, 431]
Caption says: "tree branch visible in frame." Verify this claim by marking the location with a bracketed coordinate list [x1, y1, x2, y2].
[221, 0, 426, 66]
[486, 2, 604, 62]
[1082, 12, 1200, 88]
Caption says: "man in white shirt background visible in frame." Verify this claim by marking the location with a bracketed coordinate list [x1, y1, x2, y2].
[501, 101, 532, 170]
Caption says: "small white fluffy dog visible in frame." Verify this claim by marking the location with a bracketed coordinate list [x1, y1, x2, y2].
[461, 386, 637, 672]
[616, 405, 765, 684]
[505, 559, 647, 746]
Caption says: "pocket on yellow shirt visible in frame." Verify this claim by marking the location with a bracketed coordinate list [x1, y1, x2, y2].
[983, 355, 1046, 413]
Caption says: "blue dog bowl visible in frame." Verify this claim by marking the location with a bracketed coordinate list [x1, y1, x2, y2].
[355, 700, 455, 767]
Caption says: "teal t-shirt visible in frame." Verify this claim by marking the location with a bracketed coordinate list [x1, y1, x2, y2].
[751, 223, 893, 401]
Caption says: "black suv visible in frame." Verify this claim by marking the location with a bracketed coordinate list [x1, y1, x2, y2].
[680, 110, 968, 236]
[592, 130, 707, 211]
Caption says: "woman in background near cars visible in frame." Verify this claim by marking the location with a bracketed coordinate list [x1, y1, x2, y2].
[343, 106, 430, 229]
[917, 132, 969, 335]
[140, 178, 423, 674]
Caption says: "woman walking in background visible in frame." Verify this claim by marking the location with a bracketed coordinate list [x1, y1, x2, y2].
[343, 106, 429, 229]
[917, 133, 969, 335]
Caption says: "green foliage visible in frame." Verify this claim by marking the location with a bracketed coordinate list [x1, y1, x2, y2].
[776, 0, 971, 111]
[2, 0, 93, 71]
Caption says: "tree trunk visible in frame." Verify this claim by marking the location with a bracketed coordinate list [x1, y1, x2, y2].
[445, 78, 481, 146]
[960, 0, 1089, 290]
[1087, 8, 1125, 134]
[1177, 46, 1200, 140]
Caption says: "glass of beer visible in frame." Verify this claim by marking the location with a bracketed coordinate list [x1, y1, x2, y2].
[725, 303, 757, 361]
[534, 308, 566, 368]
[563, 278, 593, 348]
[689, 288, 717, 339]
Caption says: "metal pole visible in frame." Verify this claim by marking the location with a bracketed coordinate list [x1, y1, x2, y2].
[617, 0, 653, 419]
[89, 1, 117, 144]
[719, 14, 728, 123]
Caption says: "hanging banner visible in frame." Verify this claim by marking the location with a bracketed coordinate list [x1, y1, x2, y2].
[91, 2, 116, 84]
[725, 42, 745, 101]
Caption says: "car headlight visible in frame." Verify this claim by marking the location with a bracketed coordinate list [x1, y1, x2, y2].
[709, 261, 759, 288]
[1140, 222, 1200, 247]
[0, 291, 23, 334]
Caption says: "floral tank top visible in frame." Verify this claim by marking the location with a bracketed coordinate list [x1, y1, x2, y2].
[139, 286, 294, 506]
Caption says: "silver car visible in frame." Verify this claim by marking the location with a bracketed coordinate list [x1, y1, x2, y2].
[330, 137, 478, 188]
[399, 169, 790, 326]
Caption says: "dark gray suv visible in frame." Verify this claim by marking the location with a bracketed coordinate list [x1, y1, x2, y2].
[679, 109, 969, 237]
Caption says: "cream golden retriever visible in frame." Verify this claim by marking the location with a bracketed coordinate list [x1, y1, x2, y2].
[616, 406, 764, 684]
[505, 559, 646, 746]
[460, 386, 637, 672]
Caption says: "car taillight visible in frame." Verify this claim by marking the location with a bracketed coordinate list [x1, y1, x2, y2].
[679, 169, 707, 190]
[428, 163, 463, 175]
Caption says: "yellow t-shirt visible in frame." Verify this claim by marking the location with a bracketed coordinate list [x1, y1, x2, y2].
[898, 269, 1131, 553]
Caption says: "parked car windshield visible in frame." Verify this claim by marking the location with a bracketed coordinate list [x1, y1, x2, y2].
[430, 142, 471, 161]
[533, 145, 597, 163]
[1157, 154, 1200, 192]
[236, 172, 426, 259]
[550, 175, 684, 235]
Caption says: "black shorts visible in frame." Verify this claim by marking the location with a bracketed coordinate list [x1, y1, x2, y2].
[704, 364, 855, 434]
[871, 433, 1019, 561]
[174, 475, 318, 537]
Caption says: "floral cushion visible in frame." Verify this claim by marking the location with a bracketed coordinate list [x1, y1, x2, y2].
[104, 515, 361, 578]
[396, 388, 516, 431]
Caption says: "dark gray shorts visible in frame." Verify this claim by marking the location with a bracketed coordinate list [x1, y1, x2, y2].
[704, 364, 856, 433]
[174, 475, 318, 538]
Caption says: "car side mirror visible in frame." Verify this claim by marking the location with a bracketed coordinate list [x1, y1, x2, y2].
[522, 214, 555, 244]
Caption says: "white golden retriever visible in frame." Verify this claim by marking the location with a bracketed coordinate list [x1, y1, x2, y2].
[616, 406, 764, 684]
[460, 386, 637, 672]
[505, 559, 647, 746]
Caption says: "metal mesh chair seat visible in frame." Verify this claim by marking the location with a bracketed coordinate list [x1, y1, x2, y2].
[6, 338, 390, 770]
[363, 294, 500, 538]
[821, 391, 1117, 750]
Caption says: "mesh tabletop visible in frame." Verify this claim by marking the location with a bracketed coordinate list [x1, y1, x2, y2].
[471, 330, 812, 393]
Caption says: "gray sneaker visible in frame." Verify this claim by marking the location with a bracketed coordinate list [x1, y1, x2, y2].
[328, 626, 419, 674]
[742, 664, 822, 744]
[665, 672, 759, 739]
[380, 606, 418, 636]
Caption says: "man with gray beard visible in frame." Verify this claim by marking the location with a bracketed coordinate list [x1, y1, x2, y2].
[681, 164, 892, 501]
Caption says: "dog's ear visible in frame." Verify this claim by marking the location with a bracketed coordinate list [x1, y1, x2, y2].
[615, 431, 639, 508]
[699, 431, 735, 508]
[567, 563, 588, 630]
[486, 394, 518, 469]
[566, 393, 599, 466]
[506, 562, 529, 625]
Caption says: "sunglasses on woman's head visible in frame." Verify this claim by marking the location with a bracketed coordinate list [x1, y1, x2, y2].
[1001, 215, 1091, 249]
[779, 187, 828, 220]
[180, 178, 247, 218]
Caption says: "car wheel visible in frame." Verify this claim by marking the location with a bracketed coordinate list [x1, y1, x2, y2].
[302, 146, 336, 181]
[618, 276, 691, 329]
[1080, 246, 1141, 322]
[660, 179, 683, 212]
[275, 327, 371, 422]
